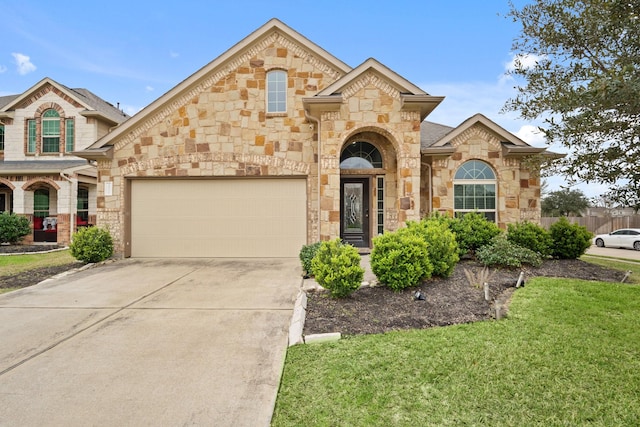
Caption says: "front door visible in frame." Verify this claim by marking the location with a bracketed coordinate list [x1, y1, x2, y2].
[340, 178, 370, 247]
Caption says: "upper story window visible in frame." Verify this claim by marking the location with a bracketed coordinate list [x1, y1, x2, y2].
[266, 70, 287, 114]
[453, 160, 497, 222]
[42, 109, 61, 153]
[65, 118, 75, 152]
[27, 120, 36, 153]
[0, 124, 4, 151]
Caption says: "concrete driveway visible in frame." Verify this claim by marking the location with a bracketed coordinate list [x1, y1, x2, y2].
[586, 245, 640, 261]
[0, 258, 301, 426]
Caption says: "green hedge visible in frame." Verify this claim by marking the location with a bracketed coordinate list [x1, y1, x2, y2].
[311, 239, 364, 298]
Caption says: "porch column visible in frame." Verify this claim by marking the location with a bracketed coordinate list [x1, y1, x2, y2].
[319, 155, 340, 241]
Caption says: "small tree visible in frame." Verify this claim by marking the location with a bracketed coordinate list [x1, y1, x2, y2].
[70, 227, 114, 263]
[542, 189, 590, 217]
[0, 212, 31, 244]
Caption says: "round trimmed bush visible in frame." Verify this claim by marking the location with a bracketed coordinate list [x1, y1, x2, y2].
[311, 238, 364, 298]
[0, 212, 31, 244]
[70, 226, 113, 263]
[449, 212, 502, 256]
[370, 229, 433, 291]
[549, 217, 593, 259]
[406, 217, 459, 277]
[476, 234, 543, 268]
[507, 220, 553, 258]
[299, 241, 322, 277]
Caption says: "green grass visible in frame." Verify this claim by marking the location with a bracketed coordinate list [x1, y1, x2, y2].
[0, 250, 77, 277]
[273, 278, 640, 426]
[581, 254, 640, 284]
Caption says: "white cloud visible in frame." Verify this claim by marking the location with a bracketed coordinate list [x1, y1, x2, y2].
[0, 65, 6, 73]
[12, 52, 36, 75]
[514, 124, 547, 147]
[145, 85, 154, 92]
[504, 53, 545, 73]
[170, 51, 180, 59]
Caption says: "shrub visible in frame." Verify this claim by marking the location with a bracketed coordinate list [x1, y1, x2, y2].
[70, 226, 113, 263]
[311, 238, 364, 298]
[0, 212, 31, 244]
[299, 241, 322, 277]
[449, 212, 502, 256]
[370, 229, 433, 291]
[406, 217, 459, 277]
[476, 234, 543, 268]
[507, 221, 553, 258]
[549, 217, 593, 259]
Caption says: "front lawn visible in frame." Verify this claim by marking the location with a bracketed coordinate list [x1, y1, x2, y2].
[0, 250, 77, 276]
[273, 278, 640, 426]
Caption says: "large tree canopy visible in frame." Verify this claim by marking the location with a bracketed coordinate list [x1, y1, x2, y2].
[505, 0, 640, 210]
[541, 189, 590, 216]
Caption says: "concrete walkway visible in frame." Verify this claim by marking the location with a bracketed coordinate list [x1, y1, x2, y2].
[585, 245, 640, 261]
[0, 258, 301, 426]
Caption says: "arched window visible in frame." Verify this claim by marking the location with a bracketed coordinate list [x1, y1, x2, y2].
[266, 70, 287, 113]
[34, 189, 50, 219]
[42, 109, 61, 153]
[340, 142, 383, 169]
[453, 160, 497, 222]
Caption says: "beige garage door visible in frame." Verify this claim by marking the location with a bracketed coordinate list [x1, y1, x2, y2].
[130, 179, 307, 257]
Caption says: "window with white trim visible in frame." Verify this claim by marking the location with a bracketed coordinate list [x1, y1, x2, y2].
[453, 160, 497, 222]
[0, 124, 4, 151]
[266, 70, 287, 113]
[42, 109, 61, 153]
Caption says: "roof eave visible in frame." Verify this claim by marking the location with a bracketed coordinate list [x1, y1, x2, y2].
[401, 95, 445, 121]
[303, 95, 343, 115]
[421, 146, 456, 156]
[72, 146, 114, 160]
[80, 110, 121, 126]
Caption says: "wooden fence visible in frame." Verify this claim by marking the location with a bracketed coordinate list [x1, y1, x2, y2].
[540, 215, 640, 235]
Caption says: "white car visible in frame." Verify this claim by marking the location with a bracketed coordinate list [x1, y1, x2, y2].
[593, 228, 640, 250]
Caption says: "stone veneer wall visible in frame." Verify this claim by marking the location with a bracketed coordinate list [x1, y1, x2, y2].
[98, 35, 346, 255]
[317, 77, 423, 240]
[429, 124, 541, 227]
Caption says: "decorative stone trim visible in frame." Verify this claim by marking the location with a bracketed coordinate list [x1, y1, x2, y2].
[15, 83, 84, 110]
[22, 177, 61, 191]
[120, 152, 310, 176]
[0, 177, 16, 190]
[451, 126, 501, 150]
[400, 111, 420, 121]
[342, 71, 400, 100]
[114, 32, 343, 152]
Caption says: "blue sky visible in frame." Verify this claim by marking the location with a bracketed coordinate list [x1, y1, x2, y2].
[0, 0, 605, 198]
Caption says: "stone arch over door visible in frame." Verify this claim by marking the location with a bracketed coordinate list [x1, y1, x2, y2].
[339, 128, 400, 247]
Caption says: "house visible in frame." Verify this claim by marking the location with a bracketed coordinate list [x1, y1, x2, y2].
[77, 19, 557, 258]
[0, 78, 128, 245]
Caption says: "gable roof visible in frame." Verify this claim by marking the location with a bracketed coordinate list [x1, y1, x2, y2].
[78, 18, 352, 158]
[304, 58, 444, 121]
[421, 113, 563, 158]
[0, 77, 128, 125]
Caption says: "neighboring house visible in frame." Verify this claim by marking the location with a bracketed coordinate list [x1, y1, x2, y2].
[0, 78, 128, 245]
[77, 19, 558, 258]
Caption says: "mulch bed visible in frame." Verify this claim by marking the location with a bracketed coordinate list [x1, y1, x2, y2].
[303, 258, 628, 336]
[0, 244, 83, 290]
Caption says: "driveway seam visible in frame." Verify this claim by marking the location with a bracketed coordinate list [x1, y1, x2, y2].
[0, 266, 202, 377]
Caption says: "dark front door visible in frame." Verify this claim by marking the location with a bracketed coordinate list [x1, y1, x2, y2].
[340, 178, 370, 247]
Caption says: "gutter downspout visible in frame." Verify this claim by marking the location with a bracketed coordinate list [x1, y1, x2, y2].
[304, 108, 321, 243]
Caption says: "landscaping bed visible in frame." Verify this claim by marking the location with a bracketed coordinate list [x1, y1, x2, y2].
[0, 245, 83, 290]
[303, 258, 626, 336]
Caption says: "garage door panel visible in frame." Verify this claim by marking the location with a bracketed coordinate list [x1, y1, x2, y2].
[131, 179, 306, 258]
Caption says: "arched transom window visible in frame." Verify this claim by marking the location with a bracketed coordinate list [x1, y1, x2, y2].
[454, 160, 497, 222]
[340, 142, 383, 169]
